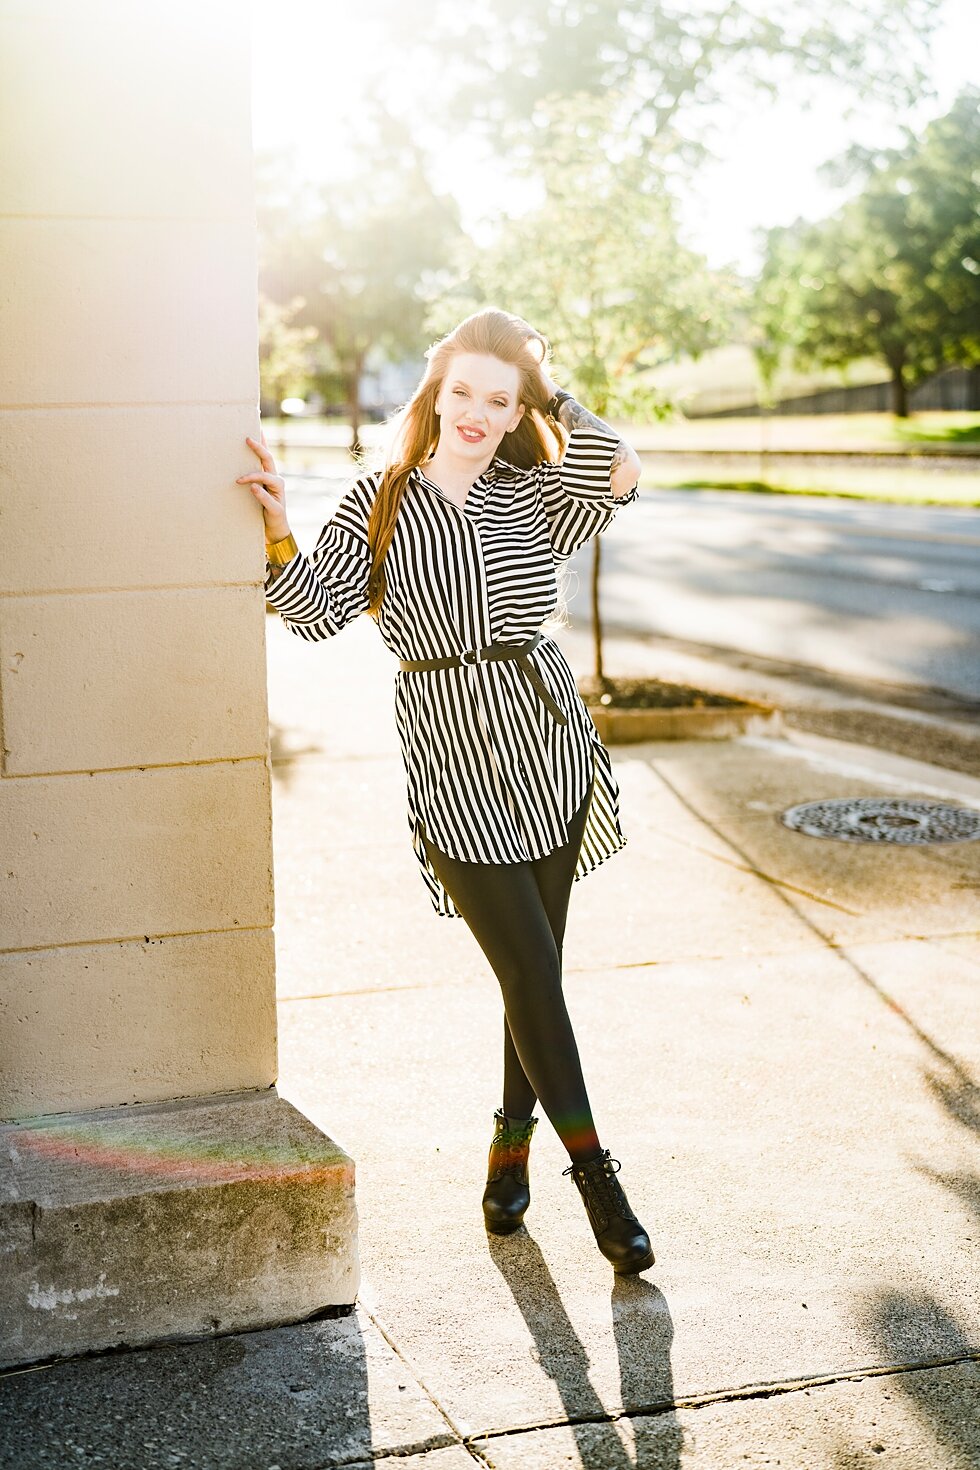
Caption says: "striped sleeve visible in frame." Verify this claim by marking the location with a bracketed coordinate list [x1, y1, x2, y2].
[537, 426, 639, 560]
[264, 479, 375, 641]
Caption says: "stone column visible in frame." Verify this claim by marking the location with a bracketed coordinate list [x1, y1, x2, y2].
[0, 0, 357, 1368]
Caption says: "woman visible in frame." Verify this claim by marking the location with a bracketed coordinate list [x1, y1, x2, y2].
[239, 308, 654, 1275]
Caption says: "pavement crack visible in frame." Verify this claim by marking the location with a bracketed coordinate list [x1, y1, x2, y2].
[652, 827, 862, 914]
[462, 1351, 980, 1446]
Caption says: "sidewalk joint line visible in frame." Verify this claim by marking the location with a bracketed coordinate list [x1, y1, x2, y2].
[307, 1432, 459, 1467]
[462, 1350, 980, 1446]
[359, 1302, 494, 1467]
[278, 979, 464, 1003]
[599, 926, 980, 975]
[921, 931, 980, 974]
[648, 762, 980, 1077]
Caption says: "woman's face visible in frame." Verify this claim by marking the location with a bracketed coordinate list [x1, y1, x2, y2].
[434, 352, 525, 460]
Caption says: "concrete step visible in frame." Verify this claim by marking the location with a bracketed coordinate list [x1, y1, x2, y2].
[0, 1088, 358, 1369]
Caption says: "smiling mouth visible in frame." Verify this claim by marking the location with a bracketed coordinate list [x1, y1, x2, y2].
[456, 425, 485, 442]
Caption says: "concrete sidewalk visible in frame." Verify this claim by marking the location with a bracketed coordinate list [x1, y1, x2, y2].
[3, 616, 979, 1469]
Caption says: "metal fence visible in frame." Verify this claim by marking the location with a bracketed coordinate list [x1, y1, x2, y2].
[700, 365, 980, 418]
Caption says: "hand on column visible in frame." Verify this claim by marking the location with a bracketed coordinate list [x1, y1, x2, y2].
[237, 430, 291, 543]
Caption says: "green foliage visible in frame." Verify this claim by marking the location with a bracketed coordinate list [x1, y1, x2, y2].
[255, 105, 462, 441]
[393, 0, 943, 169]
[257, 293, 319, 409]
[752, 87, 980, 415]
[428, 94, 740, 417]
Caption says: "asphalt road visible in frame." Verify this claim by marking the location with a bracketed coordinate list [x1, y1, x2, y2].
[566, 489, 980, 704]
[283, 473, 980, 706]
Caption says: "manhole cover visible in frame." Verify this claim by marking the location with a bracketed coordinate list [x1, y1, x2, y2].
[781, 797, 980, 845]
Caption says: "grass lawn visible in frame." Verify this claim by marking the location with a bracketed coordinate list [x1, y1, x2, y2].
[893, 414, 980, 446]
[639, 467, 980, 507]
[628, 411, 980, 454]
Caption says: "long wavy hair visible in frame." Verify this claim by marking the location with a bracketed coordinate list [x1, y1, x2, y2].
[364, 308, 568, 621]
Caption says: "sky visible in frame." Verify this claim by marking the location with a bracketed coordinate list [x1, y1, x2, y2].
[680, 0, 977, 273]
[250, 0, 977, 278]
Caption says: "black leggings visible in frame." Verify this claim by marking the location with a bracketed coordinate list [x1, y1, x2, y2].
[420, 768, 602, 1165]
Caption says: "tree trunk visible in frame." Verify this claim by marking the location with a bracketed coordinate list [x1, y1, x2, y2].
[591, 536, 604, 684]
[890, 360, 909, 418]
[347, 356, 364, 456]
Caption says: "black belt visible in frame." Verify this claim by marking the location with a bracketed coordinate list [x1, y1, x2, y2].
[399, 631, 568, 727]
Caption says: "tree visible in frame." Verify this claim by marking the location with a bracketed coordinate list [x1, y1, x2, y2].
[383, 0, 944, 175]
[429, 94, 742, 681]
[753, 87, 980, 417]
[257, 293, 319, 415]
[256, 106, 461, 453]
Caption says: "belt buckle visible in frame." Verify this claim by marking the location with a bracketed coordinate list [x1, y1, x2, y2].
[460, 645, 484, 666]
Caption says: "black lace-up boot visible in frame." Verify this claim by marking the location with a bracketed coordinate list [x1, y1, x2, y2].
[563, 1149, 656, 1274]
[482, 1108, 539, 1234]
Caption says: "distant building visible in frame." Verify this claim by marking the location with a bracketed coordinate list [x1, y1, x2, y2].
[361, 353, 424, 420]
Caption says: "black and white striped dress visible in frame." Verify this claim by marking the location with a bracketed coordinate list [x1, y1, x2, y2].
[265, 426, 638, 918]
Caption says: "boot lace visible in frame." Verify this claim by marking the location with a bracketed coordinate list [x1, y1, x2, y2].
[488, 1122, 535, 1181]
[563, 1153, 637, 1225]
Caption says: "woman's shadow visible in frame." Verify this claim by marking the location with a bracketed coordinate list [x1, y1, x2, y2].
[485, 1229, 682, 1467]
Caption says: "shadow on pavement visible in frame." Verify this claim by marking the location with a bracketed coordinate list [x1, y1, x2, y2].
[483, 1228, 681, 1466]
[847, 1036, 980, 1467]
[268, 717, 325, 790]
[646, 756, 980, 1468]
[0, 1309, 376, 1470]
[844, 1290, 980, 1470]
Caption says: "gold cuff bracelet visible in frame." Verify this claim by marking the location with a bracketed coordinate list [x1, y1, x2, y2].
[265, 531, 299, 566]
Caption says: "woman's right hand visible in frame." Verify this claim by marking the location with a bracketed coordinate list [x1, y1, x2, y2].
[237, 432, 291, 541]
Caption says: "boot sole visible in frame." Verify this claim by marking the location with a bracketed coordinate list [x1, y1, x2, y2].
[484, 1215, 526, 1235]
[612, 1247, 656, 1275]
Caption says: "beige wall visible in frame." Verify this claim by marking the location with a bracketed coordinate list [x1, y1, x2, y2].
[0, 0, 277, 1118]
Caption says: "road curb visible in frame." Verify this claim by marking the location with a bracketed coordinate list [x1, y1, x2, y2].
[586, 700, 783, 743]
[741, 728, 980, 809]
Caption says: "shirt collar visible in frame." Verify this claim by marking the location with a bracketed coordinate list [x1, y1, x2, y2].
[413, 456, 522, 490]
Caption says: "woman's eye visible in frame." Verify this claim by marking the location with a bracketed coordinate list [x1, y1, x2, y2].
[493, 401, 506, 408]
[453, 389, 467, 397]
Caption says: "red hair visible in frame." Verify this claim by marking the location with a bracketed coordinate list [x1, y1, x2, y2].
[365, 308, 565, 619]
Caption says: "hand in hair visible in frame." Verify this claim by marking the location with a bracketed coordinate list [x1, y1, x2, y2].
[500, 313, 558, 388]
